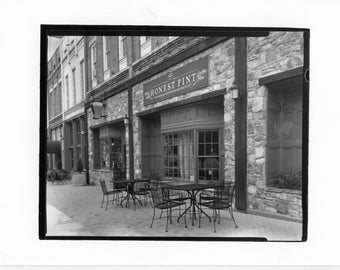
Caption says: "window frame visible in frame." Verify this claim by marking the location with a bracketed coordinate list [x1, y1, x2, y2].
[65, 74, 70, 109]
[140, 36, 152, 57]
[58, 79, 62, 115]
[71, 67, 76, 105]
[102, 36, 109, 71]
[90, 42, 97, 80]
[92, 126, 126, 173]
[265, 74, 303, 191]
[118, 36, 127, 71]
[196, 129, 221, 182]
[162, 128, 223, 183]
[79, 59, 85, 100]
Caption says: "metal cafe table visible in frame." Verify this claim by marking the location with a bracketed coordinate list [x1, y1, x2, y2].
[112, 178, 151, 209]
[162, 183, 219, 226]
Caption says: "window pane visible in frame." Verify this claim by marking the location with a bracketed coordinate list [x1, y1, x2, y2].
[198, 157, 219, 169]
[199, 169, 205, 180]
[205, 144, 212, 156]
[198, 132, 204, 143]
[199, 144, 204, 156]
[212, 131, 218, 143]
[206, 131, 212, 143]
[212, 144, 219, 155]
[173, 145, 178, 155]
[212, 170, 219, 181]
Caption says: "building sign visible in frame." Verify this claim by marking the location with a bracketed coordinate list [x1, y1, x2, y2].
[143, 56, 209, 106]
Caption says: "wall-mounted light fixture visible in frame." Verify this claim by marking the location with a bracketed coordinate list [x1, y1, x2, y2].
[228, 80, 239, 100]
[81, 130, 85, 135]
[91, 102, 106, 119]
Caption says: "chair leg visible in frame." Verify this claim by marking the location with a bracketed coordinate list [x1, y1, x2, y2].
[198, 205, 201, 228]
[105, 195, 109, 211]
[101, 194, 104, 208]
[149, 193, 153, 208]
[166, 208, 169, 232]
[213, 208, 217, 233]
[218, 209, 221, 224]
[229, 207, 238, 228]
[184, 205, 187, 228]
[170, 208, 172, 224]
[178, 204, 181, 223]
[150, 206, 156, 228]
[159, 209, 163, 219]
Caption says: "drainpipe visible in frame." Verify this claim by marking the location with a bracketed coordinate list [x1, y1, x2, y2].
[84, 36, 90, 185]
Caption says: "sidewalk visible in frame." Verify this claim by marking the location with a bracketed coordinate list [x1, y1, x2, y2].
[46, 184, 303, 240]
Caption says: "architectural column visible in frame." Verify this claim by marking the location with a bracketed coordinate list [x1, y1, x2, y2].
[234, 37, 248, 211]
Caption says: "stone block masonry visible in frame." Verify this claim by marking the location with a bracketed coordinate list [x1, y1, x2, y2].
[247, 32, 304, 219]
[132, 38, 235, 180]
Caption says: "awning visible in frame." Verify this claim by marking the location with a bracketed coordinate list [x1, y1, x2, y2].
[47, 140, 61, 154]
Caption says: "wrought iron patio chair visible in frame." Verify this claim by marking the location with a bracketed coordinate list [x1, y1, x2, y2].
[149, 181, 187, 232]
[198, 182, 238, 233]
[134, 180, 153, 207]
[99, 180, 123, 211]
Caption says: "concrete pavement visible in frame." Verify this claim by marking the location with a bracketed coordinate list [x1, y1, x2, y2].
[46, 184, 303, 240]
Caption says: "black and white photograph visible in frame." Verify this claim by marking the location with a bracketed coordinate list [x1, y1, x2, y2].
[43, 28, 308, 240]
[3, 0, 340, 267]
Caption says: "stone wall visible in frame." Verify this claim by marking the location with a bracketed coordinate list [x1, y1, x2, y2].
[132, 38, 235, 179]
[247, 32, 304, 219]
[87, 90, 129, 184]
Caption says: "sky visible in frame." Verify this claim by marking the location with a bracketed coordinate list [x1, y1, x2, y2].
[47, 36, 61, 60]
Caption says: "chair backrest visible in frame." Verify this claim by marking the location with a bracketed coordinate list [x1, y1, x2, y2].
[216, 182, 235, 204]
[99, 180, 109, 195]
[149, 180, 164, 205]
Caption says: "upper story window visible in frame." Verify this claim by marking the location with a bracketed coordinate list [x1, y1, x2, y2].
[140, 36, 151, 57]
[118, 36, 127, 71]
[53, 84, 58, 116]
[72, 67, 77, 105]
[103, 36, 109, 71]
[80, 60, 85, 99]
[65, 75, 70, 109]
[90, 43, 97, 80]
[58, 80, 62, 114]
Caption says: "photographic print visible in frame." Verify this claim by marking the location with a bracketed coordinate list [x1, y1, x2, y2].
[41, 26, 309, 241]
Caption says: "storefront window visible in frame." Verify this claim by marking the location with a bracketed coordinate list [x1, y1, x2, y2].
[163, 130, 220, 182]
[198, 130, 220, 181]
[76, 120, 81, 146]
[69, 122, 73, 146]
[163, 131, 194, 181]
[266, 76, 302, 190]
[93, 125, 126, 177]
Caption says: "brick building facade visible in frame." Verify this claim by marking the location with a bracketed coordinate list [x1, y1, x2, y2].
[47, 42, 63, 169]
[61, 36, 87, 172]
